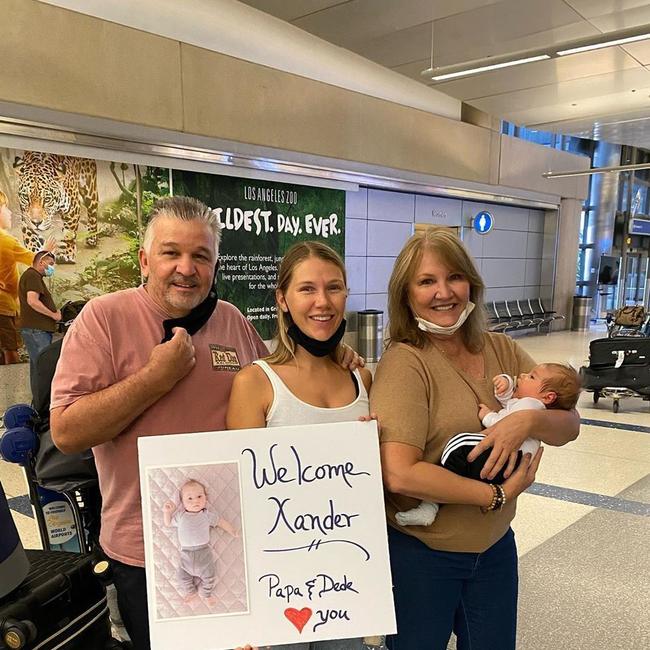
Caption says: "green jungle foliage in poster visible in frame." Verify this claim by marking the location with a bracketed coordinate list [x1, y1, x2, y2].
[172, 171, 345, 339]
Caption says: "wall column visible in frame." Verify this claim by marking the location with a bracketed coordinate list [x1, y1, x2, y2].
[582, 142, 621, 299]
[554, 198, 583, 329]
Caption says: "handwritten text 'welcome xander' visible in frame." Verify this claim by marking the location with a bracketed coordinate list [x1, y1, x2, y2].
[241, 443, 369, 537]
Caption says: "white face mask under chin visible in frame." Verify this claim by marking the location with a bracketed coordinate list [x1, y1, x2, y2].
[415, 302, 475, 336]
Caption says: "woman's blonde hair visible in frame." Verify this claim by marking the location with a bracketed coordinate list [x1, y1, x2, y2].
[387, 227, 487, 352]
[266, 241, 347, 365]
[0, 190, 8, 206]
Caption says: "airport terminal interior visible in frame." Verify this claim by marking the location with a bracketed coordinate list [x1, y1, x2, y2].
[1, 1, 650, 649]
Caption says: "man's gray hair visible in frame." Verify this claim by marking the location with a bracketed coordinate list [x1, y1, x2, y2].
[142, 196, 222, 255]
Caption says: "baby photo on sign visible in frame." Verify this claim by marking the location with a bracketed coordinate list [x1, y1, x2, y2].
[145, 462, 248, 620]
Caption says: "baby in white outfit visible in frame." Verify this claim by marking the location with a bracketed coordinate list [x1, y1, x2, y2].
[396, 363, 581, 527]
[163, 479, 238, 604]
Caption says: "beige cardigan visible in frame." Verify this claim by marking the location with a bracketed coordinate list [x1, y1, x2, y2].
[371, 332, 535, 553]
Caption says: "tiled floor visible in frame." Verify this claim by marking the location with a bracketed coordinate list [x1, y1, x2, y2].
[0, 360, 31, 414]
[2, 328, 649, 649]
[509, 328, 649, 650]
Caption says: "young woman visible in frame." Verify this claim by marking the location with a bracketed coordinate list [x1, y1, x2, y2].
[228, 241, 373, 650]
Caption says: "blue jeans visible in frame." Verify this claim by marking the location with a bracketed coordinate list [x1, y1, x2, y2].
[112, 560, 149, 650]
[21, 328, 53, 395]
[386, 526, 518, 650]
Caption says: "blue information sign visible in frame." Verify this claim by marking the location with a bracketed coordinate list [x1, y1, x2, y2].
[473, 211, 493, 234]
[629, 217, 650, 236]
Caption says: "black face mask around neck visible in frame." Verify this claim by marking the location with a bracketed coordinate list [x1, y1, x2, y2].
[160, 263, 220, 343]
[287, 318, 347, 357]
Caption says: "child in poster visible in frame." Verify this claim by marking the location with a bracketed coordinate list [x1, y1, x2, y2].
[164, 478, 238, 605]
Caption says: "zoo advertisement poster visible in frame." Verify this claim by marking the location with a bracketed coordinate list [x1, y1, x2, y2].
[139, 421, 395, 650]
[0, 146, 345, 348]
[172, 170, 345, 339]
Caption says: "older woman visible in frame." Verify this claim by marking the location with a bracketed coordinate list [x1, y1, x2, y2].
[370, 228, 579, 650]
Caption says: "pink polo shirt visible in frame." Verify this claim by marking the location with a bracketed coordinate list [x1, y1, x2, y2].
[51, 286, 268, 566]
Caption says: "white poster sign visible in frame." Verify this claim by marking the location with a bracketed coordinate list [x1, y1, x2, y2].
[139, 421, 396, 650]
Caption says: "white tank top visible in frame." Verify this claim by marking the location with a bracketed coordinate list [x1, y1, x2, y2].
[253, 359, 370, 427]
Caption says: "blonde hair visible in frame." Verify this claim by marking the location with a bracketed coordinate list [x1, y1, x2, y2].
[180, 479, 207, 498]
[540, 363, 581, 410]
[265, 241, 347, 365]
[387, 227, 487, 353]
[0, 190, 8, 206]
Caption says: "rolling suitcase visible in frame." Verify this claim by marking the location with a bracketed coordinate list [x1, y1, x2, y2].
[580, 337, 650, 412]
[586, 337, 650, 368]
[581, 363, 650, 394]
[581, 337, 650, 393]
[0, 549, 120, 650]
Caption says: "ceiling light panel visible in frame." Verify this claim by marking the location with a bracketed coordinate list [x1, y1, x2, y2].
[433, 48, 636, 101]
[557, 32, 650, 55]
[431, 55, 551, 81]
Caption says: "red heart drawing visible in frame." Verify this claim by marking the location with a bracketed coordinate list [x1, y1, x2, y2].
[284, 607, 312, 633]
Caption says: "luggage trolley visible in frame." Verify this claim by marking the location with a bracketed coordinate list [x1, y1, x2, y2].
[0, 302, 129, 648]
[0, 410, 126, 649]
[1, 401, 100, 554]
[1, 301, 100, 553]
[2, 302, 99, 555]
[580, 337, 650, 413]
[606, 305, 650, 338]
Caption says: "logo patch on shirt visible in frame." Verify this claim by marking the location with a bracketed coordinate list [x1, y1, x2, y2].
[210, 345, 241, 372]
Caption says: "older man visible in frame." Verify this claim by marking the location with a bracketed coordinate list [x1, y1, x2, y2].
[50, 196, 268, 649]
[52, 196, 361, 649]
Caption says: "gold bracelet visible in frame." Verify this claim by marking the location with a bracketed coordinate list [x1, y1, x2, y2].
[481, 484, 498, 513]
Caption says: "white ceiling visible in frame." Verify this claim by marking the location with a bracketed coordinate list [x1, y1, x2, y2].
[241, 0, 650, 148]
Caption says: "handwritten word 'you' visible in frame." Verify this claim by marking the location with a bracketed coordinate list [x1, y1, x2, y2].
[241, 444, 369, 490]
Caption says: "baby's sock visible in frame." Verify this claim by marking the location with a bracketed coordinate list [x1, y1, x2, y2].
[395, 501, 439, 526]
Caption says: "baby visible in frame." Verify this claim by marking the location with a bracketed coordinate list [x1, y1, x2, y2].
[163, 479, 238, 604]
[396, 363, 581, 526]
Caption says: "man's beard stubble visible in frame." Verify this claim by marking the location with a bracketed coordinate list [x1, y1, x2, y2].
[163, 273, 206, 312]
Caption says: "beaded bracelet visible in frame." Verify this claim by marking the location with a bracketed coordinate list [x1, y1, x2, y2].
[481, 483, 508, 513]
[495, 484, 507, 511]
[481, 484, 499, 513]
